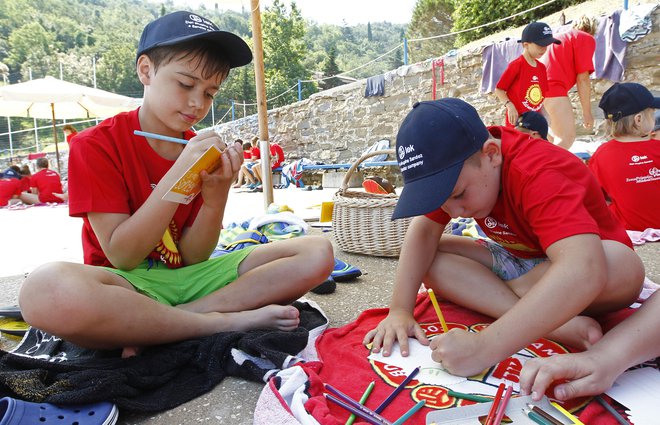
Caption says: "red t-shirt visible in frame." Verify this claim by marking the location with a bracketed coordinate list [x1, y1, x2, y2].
[589, 139, 660, 231]
[68, 108, 202, 268]
[30, 169, 64, 203]
[270, 143, 285, 169]
[496, 55, 548, 125]
[19, 177, 31, 192]
[250, 146, 261, 160]
[540, 29, 596, 92]
[425, 126, 632, 258]
[0, 178, 21, 206]
[243, 149, 252, 160]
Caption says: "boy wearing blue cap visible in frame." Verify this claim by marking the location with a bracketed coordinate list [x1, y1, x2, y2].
[516, 111, 549, 140]
[19, 11, 333, 355]
[589, 82, 660, 231]
[494, 22, 558, 127]
[364, 98, 644, 377]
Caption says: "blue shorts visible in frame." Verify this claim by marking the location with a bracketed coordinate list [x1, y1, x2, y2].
[476, 239, 546, 281]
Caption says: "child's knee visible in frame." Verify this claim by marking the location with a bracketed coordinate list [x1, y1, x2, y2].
[301, 236, 334, 273]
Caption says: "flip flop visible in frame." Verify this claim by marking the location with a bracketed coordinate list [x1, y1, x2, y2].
[0, 397, 118, 425]
[0, 317, 30, 337]
[331, 258, 362, 282]
[362, 176, 395, 194]
[0, 305, 22, 320]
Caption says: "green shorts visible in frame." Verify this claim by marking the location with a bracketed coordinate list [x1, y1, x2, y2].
[103, 246, 257, 306]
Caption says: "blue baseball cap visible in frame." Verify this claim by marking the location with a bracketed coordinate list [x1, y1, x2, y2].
[516, 111, 549, 140]
[392, 98, 489, 220]
[137, 11, 252, 68]
[519, 22, 561, 46]
[599, 83, 660, 121]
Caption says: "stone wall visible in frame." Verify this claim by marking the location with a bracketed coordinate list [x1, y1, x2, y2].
[215, 1, 659, 168]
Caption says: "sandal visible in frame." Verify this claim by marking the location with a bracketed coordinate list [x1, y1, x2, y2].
[0, 397, 118, 425]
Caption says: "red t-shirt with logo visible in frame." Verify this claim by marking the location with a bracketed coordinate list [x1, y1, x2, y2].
[270, 143, 285, 169]
[30, 169, 64, 203]
[68, 109, 201, 268]
[589, 139, 660, 231]
[425, 126, 631, 258]
[0, 178, 21, 206]
[496, 55, 548, 125]
[540, 29, 596, 92]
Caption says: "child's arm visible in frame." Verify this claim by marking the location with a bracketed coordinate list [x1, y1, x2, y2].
[88, 132, 233, 270]
[521, 291, 660, 400]
[430, 233, 608, 377]
[494, 88, 518, 125]
[575, 72, 593, 129]
[363, 216, 445, 356]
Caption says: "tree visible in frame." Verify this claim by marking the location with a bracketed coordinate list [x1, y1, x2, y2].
[367, 22, 373, 41]
[390, 46, 404, 69]
[319, 46, 342, 91]
[262, 0, 315, 107]
[406, 0, 455, 64]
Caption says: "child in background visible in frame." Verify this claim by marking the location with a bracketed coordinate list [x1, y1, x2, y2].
[364, 98, 644, 377]
[20, 157, 66, 204]
[232, 140, 257, 188]
[252, 140, 285, 190]
[19, 11, 334, 356]
[494, 22, 557, 127]
[588, 82, 660, 231]
[515, 111, 549, 141]
[62, 124, 78, 145]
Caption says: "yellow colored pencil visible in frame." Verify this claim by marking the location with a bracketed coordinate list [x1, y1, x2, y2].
[550, 401, 585, 425]
[427, 289, 449, 333]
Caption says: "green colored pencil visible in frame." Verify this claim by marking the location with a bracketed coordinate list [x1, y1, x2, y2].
[345, 381, 376, 425]
[447, 390, 492, 403]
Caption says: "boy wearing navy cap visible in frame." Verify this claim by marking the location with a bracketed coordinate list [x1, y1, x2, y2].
[516, 111, 549, 140]
[588, 82, 660, 231]
[19, 11, 333, 355]
[494, 22, 558, 127]
[364, 98, 644, 377]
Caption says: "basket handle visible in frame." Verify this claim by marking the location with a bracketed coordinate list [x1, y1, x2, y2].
[340, 149, 396, 191]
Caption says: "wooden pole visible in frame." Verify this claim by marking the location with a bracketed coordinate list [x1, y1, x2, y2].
[50, 103, 61, 174]
[250, 0, 273, 210]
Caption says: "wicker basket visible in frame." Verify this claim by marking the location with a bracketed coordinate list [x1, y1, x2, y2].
[332, 149, 412, 257]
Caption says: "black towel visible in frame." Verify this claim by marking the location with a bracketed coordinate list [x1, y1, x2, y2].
[0, 300, 327, 413]
[364, 75, 385, 97]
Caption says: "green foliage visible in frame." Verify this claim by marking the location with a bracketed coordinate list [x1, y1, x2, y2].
[407, 0, 455, 63]
[319, 47, 342, 91]
[451, 0, 587, 46]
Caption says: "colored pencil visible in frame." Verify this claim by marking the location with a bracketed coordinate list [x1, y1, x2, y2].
[134, 130, 188, 145]
[447, 390, 492, 403]
[596, 395, 629, 425]
[325, 394, 391, 425]
[527, 404, 565, 425]
[374, 366, 421, 414]
[391, 400, 426, 425]
[523, 408, 554, 425]
[427, 289, 449, 332]
[325, 384, 391, 425]
[484, 383, 506, 425]
[491, 385, 513, 425]
[345, 381, 376, 425]
[550, 401, 585, 425]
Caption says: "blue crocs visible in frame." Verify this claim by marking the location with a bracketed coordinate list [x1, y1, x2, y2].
[331, 258, 362, 282]
[0, 397, 118, 425]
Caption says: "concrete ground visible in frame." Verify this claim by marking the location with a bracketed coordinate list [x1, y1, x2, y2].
[1, 187, 658, 424]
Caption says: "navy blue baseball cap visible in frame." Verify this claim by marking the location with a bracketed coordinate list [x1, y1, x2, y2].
[599, 83, 660, 121]
[516, 111, 549, 140]
[137, 11, 252, 68]
[392, 98, 490, 220]
[1, 168, 21, 179]
[519, 22, 561, 46]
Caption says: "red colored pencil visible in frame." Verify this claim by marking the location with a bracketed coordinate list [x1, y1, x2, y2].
[491, 385, 514, 425]
[484, 383, 506, 425]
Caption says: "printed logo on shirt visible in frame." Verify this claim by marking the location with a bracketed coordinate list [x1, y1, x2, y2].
[484, 217, 498, 229]
[625, 166, 660, 184]
[155, 220, 182, 267]
[522, 83, 544, 111]
[629, 154, 651, 165]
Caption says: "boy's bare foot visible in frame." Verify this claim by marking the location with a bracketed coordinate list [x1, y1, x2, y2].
[121, 346, 142, 358]
[213, 304, 301, 332]
[546, 316, 603, 350]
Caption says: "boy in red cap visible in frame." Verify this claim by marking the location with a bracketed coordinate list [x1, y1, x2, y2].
[364, 98, 644, 377]
[19, 11, 333, 356]
[495, 22, 558, 127]
[589, 82, 660, 231]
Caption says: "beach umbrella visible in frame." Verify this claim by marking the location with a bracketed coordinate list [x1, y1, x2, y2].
[0, 76, 140, 172]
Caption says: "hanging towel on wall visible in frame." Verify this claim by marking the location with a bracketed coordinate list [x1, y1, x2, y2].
[480, 38, 522, 93]
[619, 3, 658, 42]
[594, 10, 627, 82]
[364, 74, 385, 97]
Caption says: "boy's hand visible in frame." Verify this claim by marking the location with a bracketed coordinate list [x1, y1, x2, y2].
[429, 329, 490, 377]
[506, 103, 518, 125]
[199, 140, 243, 209]
[519, 350, 620, 401]
[363, 309, 429, 357]
[582, 110, 594, 129]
